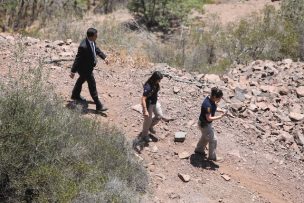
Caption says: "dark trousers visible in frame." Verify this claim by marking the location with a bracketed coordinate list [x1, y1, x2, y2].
[71, 73, 102, 108]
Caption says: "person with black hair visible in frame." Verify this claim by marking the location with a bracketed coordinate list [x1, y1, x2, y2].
[70, 28, 109, 112]
[194, 87, 226, 161]
[140, 71, 171, 142]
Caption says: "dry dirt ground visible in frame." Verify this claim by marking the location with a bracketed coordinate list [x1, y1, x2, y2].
[201, 0, 281, 25]
[0, 32, 303, 203]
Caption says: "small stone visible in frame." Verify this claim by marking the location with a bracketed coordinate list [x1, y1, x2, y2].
[54, 40, 65, 46]
[173, 86, 180, 94]
[289, 112, 304, 121]
[278, 87, 289, 95]
[178, 151, 191, 159]
[178, 173, 191, 182]
[174, 132, 187, 142]
[278, 131, 294, 144]
[248, 104, 258, 112]
[294, 131, 304, 146]
[168, 192, 180, 199]
[195, 73, 204, 81]
[152, 145, 158, 153]
[296, 86, 304, 97]
[204, 74, 221, 83]
[66, 39, 73, 45]
[256, 102, 269, 111]
[282, 59, 293, 65]
[221, 174, 231, 181]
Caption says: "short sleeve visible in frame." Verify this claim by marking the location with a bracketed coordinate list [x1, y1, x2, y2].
[143, 84, 152, 97]
[202, 103, 212, 115]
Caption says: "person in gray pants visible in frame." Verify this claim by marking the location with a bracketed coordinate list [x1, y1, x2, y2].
[140, 71, 171, 142]
[195, 87, 226, 161]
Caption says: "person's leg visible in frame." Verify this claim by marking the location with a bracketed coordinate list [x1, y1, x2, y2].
[87, 73, 107, 111]
[71, 75, 86, 100]
[195, 123, 209, 157]
[141, 104, 154, 141]
[207, 125, 217, 160]
[150, 102, 162, 133]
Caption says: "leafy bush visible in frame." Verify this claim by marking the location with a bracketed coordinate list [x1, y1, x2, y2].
[128, 0, 213, 30]
[218, 6, 299, 64]
[93, 0, 129, 14]
[144, 5, 301, 72]
[0, 0, 86, 32]
[0, 46, 147, 202]
[143, 21, 221, 72]
[281, 0, 304, 60]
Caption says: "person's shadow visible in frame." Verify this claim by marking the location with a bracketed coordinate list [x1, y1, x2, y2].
[66, 100, 107, 117]
[132, 133, 158, 154]
[190, 153, 219, 170]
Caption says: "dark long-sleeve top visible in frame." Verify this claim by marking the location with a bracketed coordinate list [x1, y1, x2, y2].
[71, 38, 106, 75]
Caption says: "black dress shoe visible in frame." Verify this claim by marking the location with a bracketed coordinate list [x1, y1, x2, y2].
[71, 95, 86, 101]
[96, 106, 108, 112]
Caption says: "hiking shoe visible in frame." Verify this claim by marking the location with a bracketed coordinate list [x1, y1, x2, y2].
[149, 127, 156, 134]
[194, 150, 207, 157]
[71, 95, 86, 101]
[163, 117, 174, 122]
[143, 136, 152, 142]
[208, 156, 224, 162]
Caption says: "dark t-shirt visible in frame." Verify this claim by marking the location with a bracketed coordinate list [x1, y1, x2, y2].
[199, 96, 217, 125]
[143, 83, 159, 106]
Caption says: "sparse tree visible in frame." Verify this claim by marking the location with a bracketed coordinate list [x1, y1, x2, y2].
[128, 0, 187, 30]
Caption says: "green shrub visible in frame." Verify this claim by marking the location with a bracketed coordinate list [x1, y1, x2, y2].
[218, 6, 299, 64]
[0, 46, 147, 202]
[128, 0, 213, 30]
[0, 0, 86, 32]
[144, 5, 301, 72]
[281, 0, 304, 60]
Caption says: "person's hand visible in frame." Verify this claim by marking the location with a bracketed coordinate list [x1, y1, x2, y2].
[223, 110, 228, 116]
[104, 58, 109, 65]
[219, 112, 226, 119]
[143, 110, 149, 117]
[70, 72, 75, 79]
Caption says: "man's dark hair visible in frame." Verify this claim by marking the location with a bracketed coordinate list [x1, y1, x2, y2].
[87, 28, 98, 38]
[211, 87, 223, 98]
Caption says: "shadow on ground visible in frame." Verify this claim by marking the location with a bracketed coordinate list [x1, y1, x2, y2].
[66, 100, 107, 117]
[190, 153, 219, 170]
[132, 133, 159, 154]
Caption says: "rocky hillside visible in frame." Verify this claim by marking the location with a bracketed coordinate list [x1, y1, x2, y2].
[0, 33, 303, 203]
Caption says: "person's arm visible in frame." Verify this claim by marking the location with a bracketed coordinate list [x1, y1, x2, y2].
[216, 107, 227, 113]
[206, 113, 225, 122]
[141, 96, 149, 117]
[70, 46, 83, 78]
[95, 46, 108, 64]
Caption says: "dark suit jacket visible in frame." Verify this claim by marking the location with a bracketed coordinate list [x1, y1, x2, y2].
[71, 38, 106, 75]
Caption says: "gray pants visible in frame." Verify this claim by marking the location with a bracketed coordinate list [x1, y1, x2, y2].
[195, 122, 217, 160]
[141, 102, 163, 137]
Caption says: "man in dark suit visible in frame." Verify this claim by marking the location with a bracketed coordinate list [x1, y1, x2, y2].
[70, 28, 109, 112]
